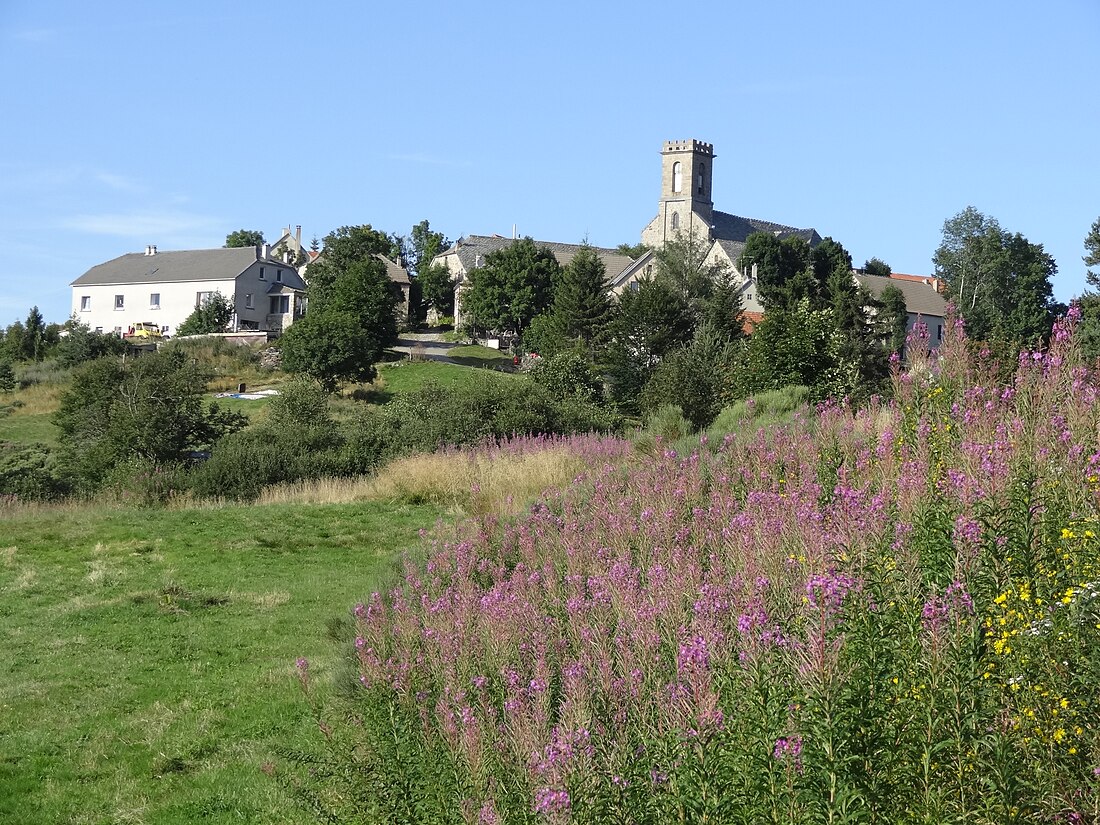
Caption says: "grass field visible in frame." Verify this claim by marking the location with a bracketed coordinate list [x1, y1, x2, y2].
[446, 344, 513, 368]
[0, 411, 58, 446]
[0, 499, 446, 824]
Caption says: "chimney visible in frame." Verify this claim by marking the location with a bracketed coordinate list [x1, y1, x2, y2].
[295, 225, 301, 243]
[144, 245, 151, 255]
[260, 243, 270, 260]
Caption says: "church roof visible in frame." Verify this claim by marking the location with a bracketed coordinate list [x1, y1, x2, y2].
[443, 235, 635, 282]
[710, 210, 821, 245]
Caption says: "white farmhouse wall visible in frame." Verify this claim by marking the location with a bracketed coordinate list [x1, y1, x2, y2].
[72, 278, 236, 335]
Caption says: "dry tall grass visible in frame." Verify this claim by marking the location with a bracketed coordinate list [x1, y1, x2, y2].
[6, 381, 66, 416]
[256, 446, 600, 516]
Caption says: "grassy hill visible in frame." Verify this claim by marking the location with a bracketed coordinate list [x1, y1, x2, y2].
[0, 499, 446, 824]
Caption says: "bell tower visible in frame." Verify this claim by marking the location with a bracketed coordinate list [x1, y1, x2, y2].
[644, 139, 715, 247]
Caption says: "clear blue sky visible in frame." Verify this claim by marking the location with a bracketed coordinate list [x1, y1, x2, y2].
[1, 0, 1097, 324]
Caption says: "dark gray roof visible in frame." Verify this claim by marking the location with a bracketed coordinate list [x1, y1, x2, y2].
[444, 235, 635, 282]
[71, 247, 306, 290]
[710, 210, 821, 246]
[855, 273, 947, 319]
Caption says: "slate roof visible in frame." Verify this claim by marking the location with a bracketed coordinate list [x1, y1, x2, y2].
[71, 247, 306, 290]
[374, 254, 411, 285]
[855, 273, 947, 319]
[443, 235, 635, 283]
[710, 210, 822, 246]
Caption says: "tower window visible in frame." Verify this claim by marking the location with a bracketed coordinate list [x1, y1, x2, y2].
[698, 163, 705, 194]
[672, 161, 682, 193]
[671, 212, 680, 231]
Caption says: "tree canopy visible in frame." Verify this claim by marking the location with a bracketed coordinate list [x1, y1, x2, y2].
[281, 236, 398, 391]
[863, 257, 892, 277]
[933, 206, 1059, 344]
[550, 243, 613, 350]
[460, 238, 560, 335]
[176, 292, 234, 336]
[55, 348, 246, 489]
[224, 229, 265, 248]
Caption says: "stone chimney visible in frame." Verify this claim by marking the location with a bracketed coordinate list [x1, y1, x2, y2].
[258, 243, 270, 260]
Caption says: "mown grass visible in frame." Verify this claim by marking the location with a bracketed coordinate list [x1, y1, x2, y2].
[349, 359, 516, 406]
[0, 499, 446, 824]
[0, 410, 58, 445]
[447, 344, 513, 368]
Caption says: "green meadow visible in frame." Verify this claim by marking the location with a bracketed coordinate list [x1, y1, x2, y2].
[0, 499, 445, 824]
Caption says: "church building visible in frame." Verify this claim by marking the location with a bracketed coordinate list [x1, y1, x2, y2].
[611, 139, 822, 318]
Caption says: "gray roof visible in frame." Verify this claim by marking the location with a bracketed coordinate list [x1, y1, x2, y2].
[855, 273, 947, 319]
[710, 210, 822, 246]
[71, 247, 306, 290]
[374, 254, 411, 285]
[443, 235, 635, 282]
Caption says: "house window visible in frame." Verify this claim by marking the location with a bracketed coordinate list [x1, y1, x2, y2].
[113, 326, 122, 336]
[276, 269, 283, 282]
[259, 266, 266, 280]
[94, 326, 103, 333]
[697, 163, 705, 194]
[671, 212, 680, 231]
[80, 296, 91, 311]
[196, 291, 213, 307]
[938, 323, 943, 341]
[245, 293, 254, 309]
[672, 161, 682, 193]
[270, 295, 290, 314]
[114, 294, 125, 310]
[150, 293, 160, 309]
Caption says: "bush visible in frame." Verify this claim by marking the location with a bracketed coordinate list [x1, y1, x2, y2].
[707, 384, 811, 435]
[527, 351, 604, 403]
[101, 458, 190, 507]
[284, 309, 1100, 822]
[0, 441, 69, 501]
[55, 349, 247, 492]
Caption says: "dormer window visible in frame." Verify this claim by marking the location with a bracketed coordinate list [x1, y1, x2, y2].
[672, 161, 682, 193]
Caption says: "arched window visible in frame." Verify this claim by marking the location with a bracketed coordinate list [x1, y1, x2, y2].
[697, 163, 705, 194]
[672, 161, 682, 193]
[671, 212, 680, 231]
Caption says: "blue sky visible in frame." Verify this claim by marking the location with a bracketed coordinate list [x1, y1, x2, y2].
[1, 0, 1097, 324]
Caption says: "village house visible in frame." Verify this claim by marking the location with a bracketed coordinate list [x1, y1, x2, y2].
[434, 235, 634, 329]
[70, 244, 307, 336]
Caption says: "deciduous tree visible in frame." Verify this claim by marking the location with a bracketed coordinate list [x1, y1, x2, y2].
[460, 238, 560, 335]
[933, 206, 1058, 344]
[176, 292, 235, 336]
[224, 229, 265, 248]
[863, 257, 892, 277]
[281, 256, 397, 391]
[54, 348, 246, 489]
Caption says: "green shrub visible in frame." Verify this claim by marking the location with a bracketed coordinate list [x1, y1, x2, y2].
[708, 384, 810, 435]
[527, 351, 604, 402]
[0, 441, 70, 501]
[100, 458, 190, 507]
[642, 403, 694, 441]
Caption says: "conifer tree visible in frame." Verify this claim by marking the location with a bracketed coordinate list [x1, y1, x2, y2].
[552, 243, 612, 350]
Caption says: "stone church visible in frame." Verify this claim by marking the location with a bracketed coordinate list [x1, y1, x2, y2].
[438, 138, 823, 326]
[611, 139, 822, 317]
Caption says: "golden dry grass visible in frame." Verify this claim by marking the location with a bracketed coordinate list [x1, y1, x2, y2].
[256, 447, 595, 516]
[5, 381, 66, 416]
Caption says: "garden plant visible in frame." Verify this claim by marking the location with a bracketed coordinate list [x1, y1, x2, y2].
[287, 308, 1100, 823]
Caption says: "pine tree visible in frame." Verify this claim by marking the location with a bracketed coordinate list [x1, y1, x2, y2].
[552, 243, 612, 350]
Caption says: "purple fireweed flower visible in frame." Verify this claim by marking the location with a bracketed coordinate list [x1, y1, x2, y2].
[805, 571, 858, 612]
[773, 736, 804, 772]
[478, 800, 500, 824]
[295, 657, 309, 672]
[533, 787, 570, 815]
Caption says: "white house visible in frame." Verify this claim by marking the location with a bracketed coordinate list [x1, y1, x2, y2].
[71, 244, 307, 336]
